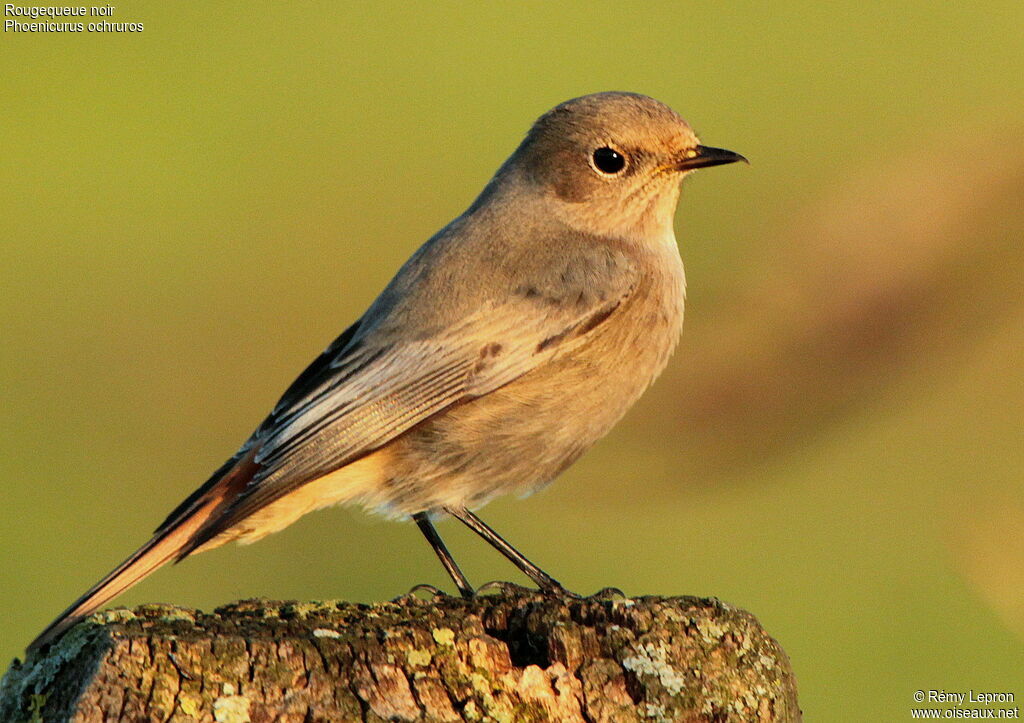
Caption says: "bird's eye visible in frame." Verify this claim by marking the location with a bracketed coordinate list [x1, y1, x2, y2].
[592, 147, 626, 174]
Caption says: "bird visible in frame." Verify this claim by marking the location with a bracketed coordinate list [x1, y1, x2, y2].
[28, 91, 745, 653]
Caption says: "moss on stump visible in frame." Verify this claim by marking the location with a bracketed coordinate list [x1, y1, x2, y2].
[1, 589, 800, 722]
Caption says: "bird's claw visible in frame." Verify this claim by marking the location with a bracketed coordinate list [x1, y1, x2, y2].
[475, 580, 534, 597]
[473, 580, 581, 599]
[543, 583, 583, 599]
[590, 586, 627, 601]
[402, 583, 449, 602]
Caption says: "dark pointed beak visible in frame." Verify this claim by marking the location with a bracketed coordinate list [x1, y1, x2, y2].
[676, 145, 748, 171]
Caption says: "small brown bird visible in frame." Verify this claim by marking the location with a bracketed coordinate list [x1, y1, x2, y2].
[29, 92, 745, 652]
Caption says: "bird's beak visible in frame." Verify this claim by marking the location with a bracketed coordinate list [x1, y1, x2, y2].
[676, 145, 748, 171]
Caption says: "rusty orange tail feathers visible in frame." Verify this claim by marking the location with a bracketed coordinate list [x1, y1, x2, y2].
[27, 450, 259, 653]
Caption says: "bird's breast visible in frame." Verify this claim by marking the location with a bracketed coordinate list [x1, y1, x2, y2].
[373, 241, 686, 515]
[562, 239, 686, 408]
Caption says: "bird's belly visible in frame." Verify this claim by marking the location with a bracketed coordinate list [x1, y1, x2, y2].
[372, 276, 685, 517]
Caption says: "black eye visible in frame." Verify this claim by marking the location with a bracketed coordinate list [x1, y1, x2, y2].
[592, 147, 626, 174]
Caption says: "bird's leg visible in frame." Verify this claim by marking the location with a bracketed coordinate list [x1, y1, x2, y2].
[413, 512, 475, 599]
[445, 506, 579, 597]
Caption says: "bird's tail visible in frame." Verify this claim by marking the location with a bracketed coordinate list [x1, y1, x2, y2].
[26, 449, 261, 654]
[26, 494, 224, 654]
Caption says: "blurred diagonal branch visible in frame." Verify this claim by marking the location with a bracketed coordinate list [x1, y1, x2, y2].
[658, 136, 1024, 474]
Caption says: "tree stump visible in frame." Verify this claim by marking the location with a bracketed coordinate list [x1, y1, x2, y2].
[1, 589, 800, 722]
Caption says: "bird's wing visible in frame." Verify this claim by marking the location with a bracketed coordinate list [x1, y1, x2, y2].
[181, 252, 638, 549]
[152, 318, 365, 534]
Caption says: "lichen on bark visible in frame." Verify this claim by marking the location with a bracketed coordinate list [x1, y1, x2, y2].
[1, 589, 800, 722]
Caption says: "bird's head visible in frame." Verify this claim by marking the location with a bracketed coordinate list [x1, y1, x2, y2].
[504, 92, 745, 241]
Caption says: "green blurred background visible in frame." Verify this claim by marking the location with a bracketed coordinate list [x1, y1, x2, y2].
[2, 2, 1022, 719]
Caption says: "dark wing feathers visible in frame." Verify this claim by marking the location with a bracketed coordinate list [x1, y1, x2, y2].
[154, 319, 364, 535]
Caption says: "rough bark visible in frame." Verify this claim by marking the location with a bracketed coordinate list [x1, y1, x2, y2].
[1, 589, 800, 722]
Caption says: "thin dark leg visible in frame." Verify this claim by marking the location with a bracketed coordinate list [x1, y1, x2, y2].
[413, 512, 475, 598]
[445, 506, 576, 596]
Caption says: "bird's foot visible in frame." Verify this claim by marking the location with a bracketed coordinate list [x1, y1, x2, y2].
[474, 579, 582, 599]
[474, 580, 535, 597]
[590, 586, 627, 601]
[541, 582, 583, 599]
[533, 573, 582, 599]
[400, 583, 451, 602]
